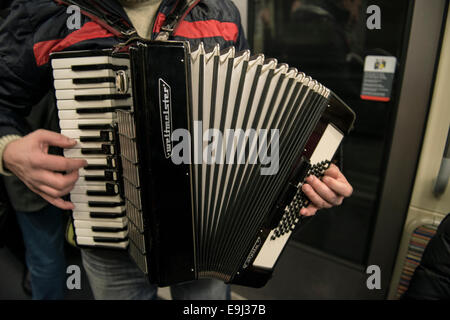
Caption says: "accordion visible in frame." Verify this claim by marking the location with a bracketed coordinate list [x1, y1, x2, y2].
[51, 40, 355, 287]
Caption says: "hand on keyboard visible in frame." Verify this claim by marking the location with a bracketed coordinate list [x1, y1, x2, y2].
[300, 164, 353, 216]
[3, 129, 87, 210]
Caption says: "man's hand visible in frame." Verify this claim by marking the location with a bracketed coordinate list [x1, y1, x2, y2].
[3, 129, 87, 210]
[300, 164, 353, 217]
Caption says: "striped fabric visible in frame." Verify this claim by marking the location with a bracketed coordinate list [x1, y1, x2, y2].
[395, 224, 437, 299]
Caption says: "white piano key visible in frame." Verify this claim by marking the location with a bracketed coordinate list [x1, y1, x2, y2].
[61, 129, 108, 140]
[59, 118, 112, 129]
[58, 110, 116, 120]
[83, 158, 112, 166]
[75, 236, 128, 249]
[61, 129, 114, 141]
[74, 220, 127, 229]
[79, 168, 105, 177]
[70, 194, 122, 203]
[51, 56, 130, 69]
[54, 79, 115, 90]
[73, 203, 125, 213]
[70, 140, 111, 149]
[53, 68, 118, 80]
[55, 87, 124, 100]
[75, 229, 128, 238]
[57, 98, 133, 110]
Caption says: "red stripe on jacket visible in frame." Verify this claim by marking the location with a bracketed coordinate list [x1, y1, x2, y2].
[33, 22, 114, 67]
[153, 13, 239, 42]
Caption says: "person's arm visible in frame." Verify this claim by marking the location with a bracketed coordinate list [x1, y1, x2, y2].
[0, 1, 87, 210]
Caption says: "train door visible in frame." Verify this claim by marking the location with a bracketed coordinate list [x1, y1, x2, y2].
[231, 0, 448, 299]
[388, 10, 450, 299]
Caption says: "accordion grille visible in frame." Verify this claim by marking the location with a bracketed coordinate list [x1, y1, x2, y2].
[117, 110, 148, 274]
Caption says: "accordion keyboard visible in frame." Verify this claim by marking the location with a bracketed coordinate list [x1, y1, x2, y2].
[252, 124, 343, 269]
[51, 53, 132, 249]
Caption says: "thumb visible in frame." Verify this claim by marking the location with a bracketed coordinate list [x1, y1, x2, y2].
[34, 129, 77, 149]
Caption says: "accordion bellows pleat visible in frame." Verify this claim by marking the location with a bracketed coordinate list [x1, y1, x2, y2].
[50, 40, 355, 287]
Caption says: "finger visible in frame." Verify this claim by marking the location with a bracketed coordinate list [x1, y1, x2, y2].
[34, 154, 87, 172]
[324, 164, 351, 187]
[26, 183, 74, 210]
[34, 129, 77, 149]
[302, 183, 333, 209]
[34, 169, 79, 191]
[299, 204, 319, 217]
[305, 175, 341, 205]
[323, 164, 343, 179]
[322, 176, 353, 198]
[42, 194, 75, 211]
[38, 183, 73, 199]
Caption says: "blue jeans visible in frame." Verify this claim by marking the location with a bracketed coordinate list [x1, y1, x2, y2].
[81, 249, 231, 300]
[15, 205, 65, 300]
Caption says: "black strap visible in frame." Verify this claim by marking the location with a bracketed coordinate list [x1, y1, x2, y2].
[155, 0, 199, 40]
[54, 0, 199, 40]
[54, 0, 137, 38]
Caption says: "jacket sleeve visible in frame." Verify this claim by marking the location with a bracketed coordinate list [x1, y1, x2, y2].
[234, 12, 249, 51]
[226, 0, 249, 51]
[177, 0, 249, 52]
[0, 1, 58, 137]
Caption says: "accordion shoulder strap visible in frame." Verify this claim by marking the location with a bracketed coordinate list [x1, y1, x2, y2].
[155, 0, 200, 41]
[54, 0, 200, 41]
[54, 0, 137, 38]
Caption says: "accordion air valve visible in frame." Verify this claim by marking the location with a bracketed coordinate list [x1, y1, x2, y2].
[51, 40, 355, 287]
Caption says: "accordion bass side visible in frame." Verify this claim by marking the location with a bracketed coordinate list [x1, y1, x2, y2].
[50, 40, 355, 288]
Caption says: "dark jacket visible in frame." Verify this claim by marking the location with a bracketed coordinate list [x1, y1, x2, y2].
[0, 0, 248, 138]
[403, 213, 450, 300]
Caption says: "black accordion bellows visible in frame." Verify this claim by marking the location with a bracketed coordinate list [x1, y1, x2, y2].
[51, 40, 355, 287]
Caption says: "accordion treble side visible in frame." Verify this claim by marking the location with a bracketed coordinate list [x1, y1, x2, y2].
[50, 40, 355, 288]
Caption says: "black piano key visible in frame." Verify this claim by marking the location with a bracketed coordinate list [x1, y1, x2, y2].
[73, 77, 115, 85]
[88, 201, 124, 208]
[92, 236, 128, 243]
[75, 94, 131, 101]
[78, 124, 112, 130]
[71, 64, 128, 72]
[91, 226, 127, 233]
[89, 211, 125, 219]
[84, 170, 118, 182]
[76, 106, 131, 114]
